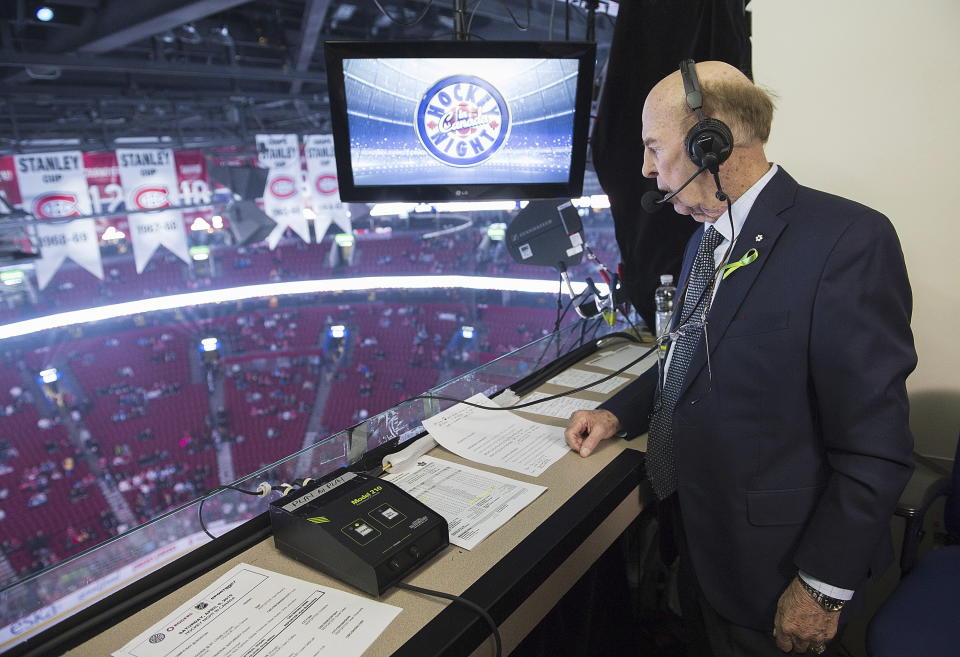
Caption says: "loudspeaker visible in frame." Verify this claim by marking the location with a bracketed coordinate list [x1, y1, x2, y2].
[210, 165, 269, 201]
[505, 199, 584, 270]
[679, 59, 734, 174]
[227, 200, 276, 245]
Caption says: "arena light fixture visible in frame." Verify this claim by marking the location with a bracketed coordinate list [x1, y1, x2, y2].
[486, 223, 506, 241]
[200, 337, 220, 352]
[1, 270, 24, 286]
[35, 6, 55, 22]
[101, 226, 126, 242]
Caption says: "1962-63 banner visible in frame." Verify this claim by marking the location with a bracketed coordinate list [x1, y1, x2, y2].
[13, 150, 103, 290]
[116, 148, 191, 273]
[304, 134, 351, 240]
[257, 134, 310, 249]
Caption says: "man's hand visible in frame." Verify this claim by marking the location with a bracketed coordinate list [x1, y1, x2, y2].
[564, 409, 621, 457]
[773, 577, 840, 654]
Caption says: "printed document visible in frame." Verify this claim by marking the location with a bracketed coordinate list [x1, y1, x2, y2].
[510, 391, 599, 419]
[585, 343, 656, 376]
[422, 393, 569, 476]
[546, 368, 631, 394]
[383, 455, 546, 550]
[112, 563, 401, 657]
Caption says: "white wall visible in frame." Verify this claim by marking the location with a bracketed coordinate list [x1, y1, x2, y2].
[751, 0, 960, 459]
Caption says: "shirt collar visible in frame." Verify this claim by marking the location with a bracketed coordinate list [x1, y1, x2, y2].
[710, 163, 779, 244]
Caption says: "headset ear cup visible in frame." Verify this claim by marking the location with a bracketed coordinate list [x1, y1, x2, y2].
[684, 118, 734, 171]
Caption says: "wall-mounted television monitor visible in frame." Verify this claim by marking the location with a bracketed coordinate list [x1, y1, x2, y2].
[324, 40, 596, 202]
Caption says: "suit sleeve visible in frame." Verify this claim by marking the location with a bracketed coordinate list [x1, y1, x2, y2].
[793, 211, 917, 589]
[599, 364, 658, 438]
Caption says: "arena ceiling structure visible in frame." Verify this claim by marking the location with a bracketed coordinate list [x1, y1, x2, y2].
[0, 0, 616, 155]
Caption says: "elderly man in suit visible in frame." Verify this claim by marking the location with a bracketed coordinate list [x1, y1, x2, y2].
[565, 61, 916, 656]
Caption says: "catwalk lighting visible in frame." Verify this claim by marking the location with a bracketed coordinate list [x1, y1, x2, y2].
[0, 275, 606, 341]
[35, 7, 54, 22]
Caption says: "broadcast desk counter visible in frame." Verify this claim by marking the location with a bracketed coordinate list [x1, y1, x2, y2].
[66, 371, 652, 657]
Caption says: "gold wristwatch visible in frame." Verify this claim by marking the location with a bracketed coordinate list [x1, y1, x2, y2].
[797, 576, 846, 612]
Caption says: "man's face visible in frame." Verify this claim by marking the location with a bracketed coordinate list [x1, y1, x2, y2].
[640, 98, 725, 223]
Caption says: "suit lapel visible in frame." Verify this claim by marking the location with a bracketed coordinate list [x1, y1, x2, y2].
[678, 169, 798, 398]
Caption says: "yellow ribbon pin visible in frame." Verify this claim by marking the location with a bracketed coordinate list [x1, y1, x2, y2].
[720, 248, 759, 280]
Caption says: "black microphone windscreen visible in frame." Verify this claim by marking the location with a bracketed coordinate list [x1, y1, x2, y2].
[641, 190, 665, 214]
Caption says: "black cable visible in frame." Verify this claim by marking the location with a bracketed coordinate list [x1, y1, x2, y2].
[498, 0, 530, 30]
[396, 582, 502, 657]
[198, 484, 264, 540]
[412, 342, 657, 411]
[371, 0, 434, 27]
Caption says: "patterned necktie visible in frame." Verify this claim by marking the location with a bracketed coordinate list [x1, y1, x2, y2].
[646, 226, 724, 500]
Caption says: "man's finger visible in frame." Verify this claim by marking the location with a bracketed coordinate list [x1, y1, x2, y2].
[774, 631, 793, 653]
[563, 417, 587, 450]
[579, 428, 604, 457]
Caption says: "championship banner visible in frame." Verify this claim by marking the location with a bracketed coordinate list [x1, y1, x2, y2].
[116, 148, 190, 273]
[256, 134, 310, 249]
[304, 134, 351, 240]
[13, 151, 103, 290]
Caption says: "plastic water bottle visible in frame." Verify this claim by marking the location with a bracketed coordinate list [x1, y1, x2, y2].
[654, 274, 676, 337]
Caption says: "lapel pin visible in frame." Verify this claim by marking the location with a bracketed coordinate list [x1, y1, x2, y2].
[721, 248, 759, 280]
[755, 233, 764, 242]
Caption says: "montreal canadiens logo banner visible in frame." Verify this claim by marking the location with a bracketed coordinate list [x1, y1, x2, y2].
[415, 75, 510, 167]
[304, 134, 350, 239]
[256, 134, 310, 250]
[14, 151, 103, 290]
[116, 148, 191, 273]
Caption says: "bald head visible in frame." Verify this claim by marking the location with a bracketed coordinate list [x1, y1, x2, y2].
[646, 61, 775, 146]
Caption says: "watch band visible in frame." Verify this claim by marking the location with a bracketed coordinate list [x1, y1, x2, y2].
[797, 576, 846, 612]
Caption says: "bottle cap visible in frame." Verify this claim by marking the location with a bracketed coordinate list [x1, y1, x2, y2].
[660, 274, 674, 285]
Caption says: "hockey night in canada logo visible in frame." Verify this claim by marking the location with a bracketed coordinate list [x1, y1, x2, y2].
[415, 75, 510, 167]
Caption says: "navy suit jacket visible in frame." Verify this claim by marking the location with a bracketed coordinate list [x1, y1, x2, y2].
[602, 168, 916, 629]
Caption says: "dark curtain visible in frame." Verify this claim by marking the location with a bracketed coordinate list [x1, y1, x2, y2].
[592, 0, 752, 329]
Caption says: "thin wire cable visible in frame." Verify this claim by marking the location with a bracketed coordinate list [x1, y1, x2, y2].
[413, 343, 657, 411]
[466, 0, 484, 34]
[198, 484, 264, 540]
[396, 582, 502, 657]
[498, 0, 529, 30]
[371, 0, 434, 27]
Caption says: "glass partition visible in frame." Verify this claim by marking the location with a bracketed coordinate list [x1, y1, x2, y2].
[0, 315, 639, 652]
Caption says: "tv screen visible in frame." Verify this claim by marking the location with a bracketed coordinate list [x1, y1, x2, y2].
[324, 40, 596, 202]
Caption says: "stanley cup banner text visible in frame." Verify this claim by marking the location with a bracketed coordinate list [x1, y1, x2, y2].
[304, 134, 350, 240]
[116, 148, 190, 273]
[14, 151, 103, 290]
[257, 134, 309, 249]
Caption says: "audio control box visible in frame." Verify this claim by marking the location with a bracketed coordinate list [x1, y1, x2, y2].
[269, 470, 449, 596]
